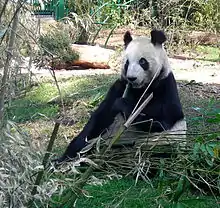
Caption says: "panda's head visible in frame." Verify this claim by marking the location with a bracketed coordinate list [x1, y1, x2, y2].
[121, 29, 171, 88]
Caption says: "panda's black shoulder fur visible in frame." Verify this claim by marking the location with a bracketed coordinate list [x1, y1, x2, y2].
[124, 70, 184, 132]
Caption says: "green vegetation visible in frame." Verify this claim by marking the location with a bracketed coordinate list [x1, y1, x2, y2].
[6, 99, 59, 123]
[64, 0, 220, 32]
[1, 0, 219, 207]
[5, 75, 117, 122]
[72, 178, 219, 208]
[195, 46, 220, 62]
[48, 177, 217, 208]
[39, 28, 79, 63]
[6, 82, 60, 122]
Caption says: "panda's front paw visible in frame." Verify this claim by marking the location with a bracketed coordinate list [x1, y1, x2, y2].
[52, 155, 71, 166]
[52, 137, 87, 166]
[112, 98, 134, 118]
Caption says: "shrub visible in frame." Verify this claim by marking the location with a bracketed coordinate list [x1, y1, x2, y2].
[39, 28, 79, 63]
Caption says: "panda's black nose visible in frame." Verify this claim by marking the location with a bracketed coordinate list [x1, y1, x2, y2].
[127, 77, 137, 82]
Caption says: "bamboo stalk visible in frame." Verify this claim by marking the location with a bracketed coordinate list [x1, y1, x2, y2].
[0, 1, 21, 127]
[131, 69, 159, 115]
[124, 93, 153, 128]
[29, 122, 60, 205]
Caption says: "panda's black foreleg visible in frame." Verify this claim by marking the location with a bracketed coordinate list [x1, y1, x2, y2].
[55, 79, 127, 163]
[111, 98, 167, 133]
[111, 97, 135, 119]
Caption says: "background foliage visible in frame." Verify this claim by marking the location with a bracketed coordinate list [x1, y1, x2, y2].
[64, 0, 220, 31]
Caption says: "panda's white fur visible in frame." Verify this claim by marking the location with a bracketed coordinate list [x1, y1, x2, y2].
[121, 36, 171, 88]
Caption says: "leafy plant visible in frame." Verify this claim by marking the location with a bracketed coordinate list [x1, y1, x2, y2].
[188, 0, 220, 31]
[92, 0, 136, 27]
[0, 121, 43, 207]
[87, 92, 105, 108]
[39, 28, 79, 63]
[60, 0, 96, 44]
[61, 12, 94, 44]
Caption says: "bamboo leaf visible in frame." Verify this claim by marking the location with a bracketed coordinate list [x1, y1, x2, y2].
[205, 144, 214, 157]
[200, 144, 208, 155]
[172, 175, 187, 203]
[0, 29, 6, 38]
[175, 202, 185, 208]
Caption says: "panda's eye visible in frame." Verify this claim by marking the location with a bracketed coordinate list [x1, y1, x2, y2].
[139, 58, 149, 71]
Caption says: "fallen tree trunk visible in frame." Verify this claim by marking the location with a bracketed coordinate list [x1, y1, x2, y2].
[50, 44, 114, 70]
[51, 59, 110, 70]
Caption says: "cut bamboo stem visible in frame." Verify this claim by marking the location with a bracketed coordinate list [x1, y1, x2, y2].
[29, 122, 60, 204]
[131, 69, 159, 115]
[125, 93, 153, 128]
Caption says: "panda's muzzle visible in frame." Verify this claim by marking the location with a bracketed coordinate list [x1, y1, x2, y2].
[127, 76, 143, 88]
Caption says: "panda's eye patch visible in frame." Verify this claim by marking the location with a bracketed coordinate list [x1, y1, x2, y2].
[124, 60, 129, 74]
[139, 58, 149, 71]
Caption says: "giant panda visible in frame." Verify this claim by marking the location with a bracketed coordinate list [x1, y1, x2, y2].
[56, 29, 187, 163]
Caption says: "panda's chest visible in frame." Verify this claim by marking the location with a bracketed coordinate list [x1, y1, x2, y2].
[125, 82, 164, 108]
[126, 88, 147, 103]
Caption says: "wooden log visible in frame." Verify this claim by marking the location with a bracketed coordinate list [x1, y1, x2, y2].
[51, 60, 110, 70]
[102, 114, 187, 152]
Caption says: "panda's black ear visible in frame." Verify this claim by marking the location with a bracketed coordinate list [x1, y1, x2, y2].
[151, 29, 166, 45]
[124, 31, 132, 48]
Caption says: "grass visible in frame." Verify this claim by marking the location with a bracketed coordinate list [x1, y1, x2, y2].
[5, 75, 117, 123]
[196, 45, 220, 62]
[49, 177, 219, 208]
[5, 82, 60, 122]
[6, 99, 59, 122]
[177, 45, 220, 62]
[193, 45, 220, 62]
